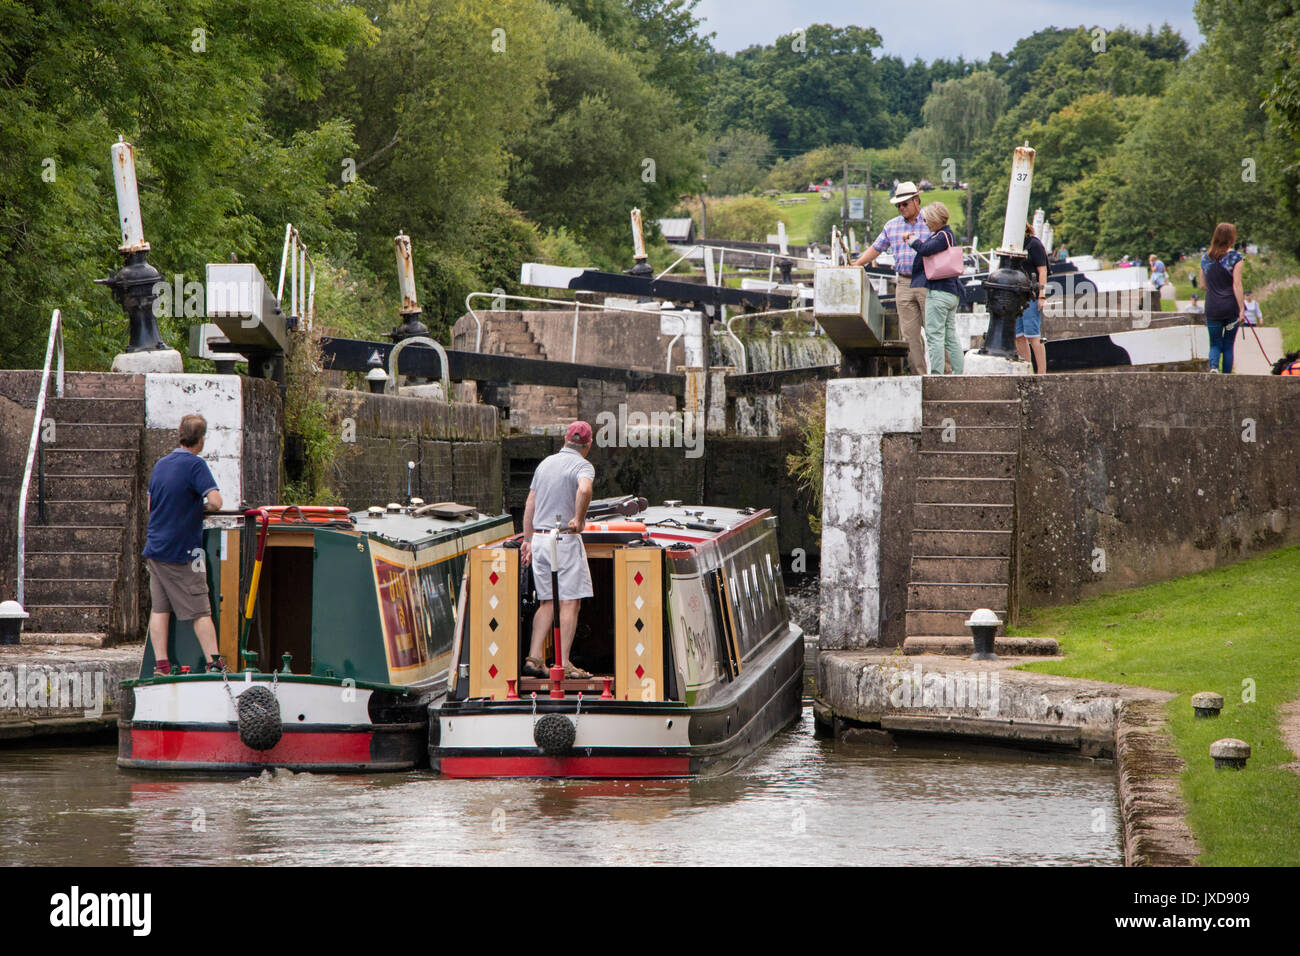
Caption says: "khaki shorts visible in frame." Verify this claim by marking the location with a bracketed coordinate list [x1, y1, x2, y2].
[146, 558, 212, 621]
[530, 533, 593, 601]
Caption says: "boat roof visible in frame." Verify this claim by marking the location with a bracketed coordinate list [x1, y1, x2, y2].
[351, 507, 510, 549]
[636, 503, 767, 545]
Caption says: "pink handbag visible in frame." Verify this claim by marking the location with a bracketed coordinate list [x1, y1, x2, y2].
[922, 230, 964, 280]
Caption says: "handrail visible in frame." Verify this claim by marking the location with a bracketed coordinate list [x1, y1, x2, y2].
[276, 223, 316, 331]
[16, 309, 65, 607]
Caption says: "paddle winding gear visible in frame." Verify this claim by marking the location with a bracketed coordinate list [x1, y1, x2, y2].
[533, 713, 576, 756]
[237, 685, 283, 751]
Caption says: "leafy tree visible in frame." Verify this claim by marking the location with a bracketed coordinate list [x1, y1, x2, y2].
[506, 4, 702, 261]
[705, 130, 777, 196]
[0, 0, 372, 368]
[915, 72, 1009, 164]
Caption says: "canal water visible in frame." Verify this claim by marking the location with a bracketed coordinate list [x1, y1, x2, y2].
[0, 710, 1120, 866]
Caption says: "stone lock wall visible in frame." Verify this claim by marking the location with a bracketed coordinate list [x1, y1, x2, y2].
[329, 389, 502, 514]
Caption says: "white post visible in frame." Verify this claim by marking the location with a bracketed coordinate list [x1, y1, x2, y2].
[777, 221, 788, 256]
[630, 208, 647, 261]
[395, 233, 421, 314]
[1032, 207, 1045, 237]
[998, 143, 1036, 255]
[110, 139, 149, 253]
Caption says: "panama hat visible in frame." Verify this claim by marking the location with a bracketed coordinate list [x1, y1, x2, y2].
[890, 181, 921, 204]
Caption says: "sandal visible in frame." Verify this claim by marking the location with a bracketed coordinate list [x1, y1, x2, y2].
[563, 662, 593, 680]
[522, 656, 548, 678]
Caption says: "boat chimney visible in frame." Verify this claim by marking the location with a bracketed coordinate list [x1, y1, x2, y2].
[980, 142, 1036, 357]
[627, 208, 652, 276]
[95, 138, 168, 354]
[390, 231, 429, 342]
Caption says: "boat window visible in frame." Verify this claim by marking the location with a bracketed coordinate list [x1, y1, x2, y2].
[705, 569, 741, 679]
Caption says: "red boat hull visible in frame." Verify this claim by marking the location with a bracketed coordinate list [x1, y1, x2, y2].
[118, 722, 426, 772]
[435, 754, 692, 778]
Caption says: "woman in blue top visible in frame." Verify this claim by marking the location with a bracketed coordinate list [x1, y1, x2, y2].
[909, 201, 963, 374]
[1199, 222, 1245, 373]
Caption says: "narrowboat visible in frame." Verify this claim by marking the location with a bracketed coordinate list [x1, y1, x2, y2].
[429, 498, 805, 778]
[118, 502, 513, 772]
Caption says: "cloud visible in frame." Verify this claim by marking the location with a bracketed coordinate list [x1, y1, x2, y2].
[694, 0, 1202, 60]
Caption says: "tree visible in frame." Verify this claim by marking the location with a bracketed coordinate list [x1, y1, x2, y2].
[0, 0, 372, 368]
[917, 72, 1008, 163]
[505, 5, 702, 260]
[705, 130, 776, 196]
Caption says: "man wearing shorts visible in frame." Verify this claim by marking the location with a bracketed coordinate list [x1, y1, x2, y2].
[520, 421, 595, 679]
[143, 414, 224, 676]
[1015, 223, 1049, 374]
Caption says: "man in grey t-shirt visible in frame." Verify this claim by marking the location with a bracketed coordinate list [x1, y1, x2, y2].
[521, 421, 596, 678]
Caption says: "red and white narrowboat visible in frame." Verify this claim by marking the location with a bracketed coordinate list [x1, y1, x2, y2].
[118, 502, 512, 772]
[429, 498, 804, 778]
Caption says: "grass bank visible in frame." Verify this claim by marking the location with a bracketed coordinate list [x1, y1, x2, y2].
[1010, 546, 1300, 865]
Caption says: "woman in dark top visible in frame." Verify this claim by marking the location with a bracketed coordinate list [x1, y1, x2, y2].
[909, 201, 963, 374]
[1200, 222, 1245, 373]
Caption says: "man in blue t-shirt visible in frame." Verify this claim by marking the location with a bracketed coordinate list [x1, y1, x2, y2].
[143, 414, 223, 676]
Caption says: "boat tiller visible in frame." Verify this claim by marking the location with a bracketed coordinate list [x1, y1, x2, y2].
[549, 518, 565, 698]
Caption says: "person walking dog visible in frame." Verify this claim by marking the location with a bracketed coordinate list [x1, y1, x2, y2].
[1200, 223, 1245, 373]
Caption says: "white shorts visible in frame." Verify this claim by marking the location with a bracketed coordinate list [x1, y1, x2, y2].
[530, 532, 593, 601]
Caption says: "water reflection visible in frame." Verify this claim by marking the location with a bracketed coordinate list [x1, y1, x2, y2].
[0, 710, 1120, 866]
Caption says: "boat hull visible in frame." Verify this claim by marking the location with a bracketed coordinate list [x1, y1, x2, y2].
[117, 675, 433, 773]
[430, 626, 803, 778]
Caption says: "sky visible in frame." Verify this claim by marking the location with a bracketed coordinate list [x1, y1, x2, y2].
[692, 0, 1203, 61]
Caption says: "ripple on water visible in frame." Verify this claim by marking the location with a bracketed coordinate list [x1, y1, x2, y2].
[0, 710, 1121, 866]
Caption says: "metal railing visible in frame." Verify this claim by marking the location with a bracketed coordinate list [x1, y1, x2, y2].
[16, 309, 66, 607]
[277, 223, 316, 330]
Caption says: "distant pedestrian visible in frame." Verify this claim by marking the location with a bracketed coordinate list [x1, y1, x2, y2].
[1015, 222, 1049, 374]
[143, 414, 224, 676]
[1200, 222, 1245, 373]
[1243, 289, 1262, 326]
[909, 201, 964, 375]
[851, 181, 937, 374]
[1148, 254, 1167, 290]
[1186, 294, 1204, 315]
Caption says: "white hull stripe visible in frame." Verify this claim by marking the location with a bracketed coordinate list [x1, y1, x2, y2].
[132, 679, 374, 725]
[439, 712, 691, 749]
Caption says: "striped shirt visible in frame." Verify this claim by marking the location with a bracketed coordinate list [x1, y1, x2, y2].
[872, 214, 932, 276]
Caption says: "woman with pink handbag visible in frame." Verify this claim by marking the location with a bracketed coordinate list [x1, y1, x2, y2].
[908, 202, 964, 375]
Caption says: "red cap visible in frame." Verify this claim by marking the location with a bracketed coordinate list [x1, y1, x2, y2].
[565, 421, 593, 444]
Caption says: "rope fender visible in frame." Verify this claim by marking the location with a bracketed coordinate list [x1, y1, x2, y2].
[237, 685, 283, 751]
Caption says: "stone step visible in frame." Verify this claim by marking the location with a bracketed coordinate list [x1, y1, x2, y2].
[58, 372, 145, 399]
[906, 609, 1007, 637]
[17, 632, 109, 648]
[902, 635, 1058, 656]
[914, 476, 1015, 505]
[920, 425, 1020, 453]
[921, 398, 1020, 427]
[44, 397, 143, 424]
[24, 577, 115, 606]
[909, 555, 1009, 584]
[911, 530, 1012, 558]
[922, 376, 1020, 402]
[917, 450, 1017, 478]
[913, 502, 1014, 532]
[39, 447, 137, 473]
[39, 422, 141, 450]
[25, 499, 129, 525]
[26, 525, 124, 552]
[24, 551, 120, 580]
[907, 581, 1009, 611]
[41, 475, 135, 500]
[23, 604, 111, 633]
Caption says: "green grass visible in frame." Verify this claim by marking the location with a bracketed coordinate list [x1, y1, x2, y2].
[1010, 546, 1300, 865]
